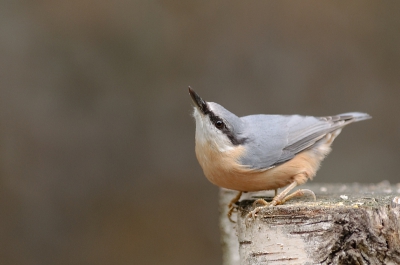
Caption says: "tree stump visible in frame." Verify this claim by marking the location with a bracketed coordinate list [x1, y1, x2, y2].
[220, 181, 400, 265]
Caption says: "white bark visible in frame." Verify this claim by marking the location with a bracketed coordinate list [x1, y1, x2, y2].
[220, 182, 400, 265]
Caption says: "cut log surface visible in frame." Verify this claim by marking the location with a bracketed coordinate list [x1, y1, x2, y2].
[220, 181, 400, 265]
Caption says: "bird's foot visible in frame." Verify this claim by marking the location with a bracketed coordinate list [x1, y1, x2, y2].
[278, 189, 316, 205]
[227, 191, 243, 223]
[245, 199, 270, 225]
[245, 188, 316, 225]
[227, 204, 238, 222]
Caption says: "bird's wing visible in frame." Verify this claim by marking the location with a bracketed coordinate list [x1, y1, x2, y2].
[239, 112, 370, 170]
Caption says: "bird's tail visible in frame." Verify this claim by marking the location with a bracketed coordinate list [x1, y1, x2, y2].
[338, 112, 371, 122]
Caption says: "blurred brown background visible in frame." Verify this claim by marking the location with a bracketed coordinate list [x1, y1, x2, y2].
[0, 1, 399, 264]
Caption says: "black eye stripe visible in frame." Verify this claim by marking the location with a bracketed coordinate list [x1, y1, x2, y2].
[208, 110, 247, 145]
[209, 113, 225, 129]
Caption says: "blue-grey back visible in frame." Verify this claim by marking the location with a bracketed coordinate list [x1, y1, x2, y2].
[239, 113, 370, 170]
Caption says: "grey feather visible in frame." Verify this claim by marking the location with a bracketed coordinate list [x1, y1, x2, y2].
[205, 101, 370, 170]
[239, 112, 371, 170]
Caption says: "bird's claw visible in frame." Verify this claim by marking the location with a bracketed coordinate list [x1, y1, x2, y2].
[245, 189, 317, 225]
[227, 205, 238, 223]
[245, 199, 270, 226]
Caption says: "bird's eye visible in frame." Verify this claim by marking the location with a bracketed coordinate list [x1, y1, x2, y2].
[215, 120, 224, 129]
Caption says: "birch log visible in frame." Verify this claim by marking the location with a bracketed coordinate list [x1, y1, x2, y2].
[220, 181, 400, 265]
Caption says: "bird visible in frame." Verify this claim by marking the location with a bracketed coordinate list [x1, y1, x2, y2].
[188, 87, 371, 222]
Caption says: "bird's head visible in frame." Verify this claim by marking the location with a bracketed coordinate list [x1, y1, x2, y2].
[188, 87, 246, 152]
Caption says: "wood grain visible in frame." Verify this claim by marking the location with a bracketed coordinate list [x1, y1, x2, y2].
[220, 182, 400, 265]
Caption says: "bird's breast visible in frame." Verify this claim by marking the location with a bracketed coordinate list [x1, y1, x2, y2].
[195, 141, 246, 188]
[195, 141, 278, 191]
[194, 139, 330, 192]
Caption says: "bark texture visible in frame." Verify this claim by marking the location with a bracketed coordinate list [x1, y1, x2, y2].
[220, 182, 400, 265]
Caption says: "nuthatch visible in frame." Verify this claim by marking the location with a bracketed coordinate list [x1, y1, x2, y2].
[188, 87, 371, 221]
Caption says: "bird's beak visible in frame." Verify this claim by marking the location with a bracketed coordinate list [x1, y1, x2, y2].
[189, 87, 209, 115]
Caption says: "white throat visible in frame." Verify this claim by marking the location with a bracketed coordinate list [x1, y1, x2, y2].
[192, 107, 234, 152]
